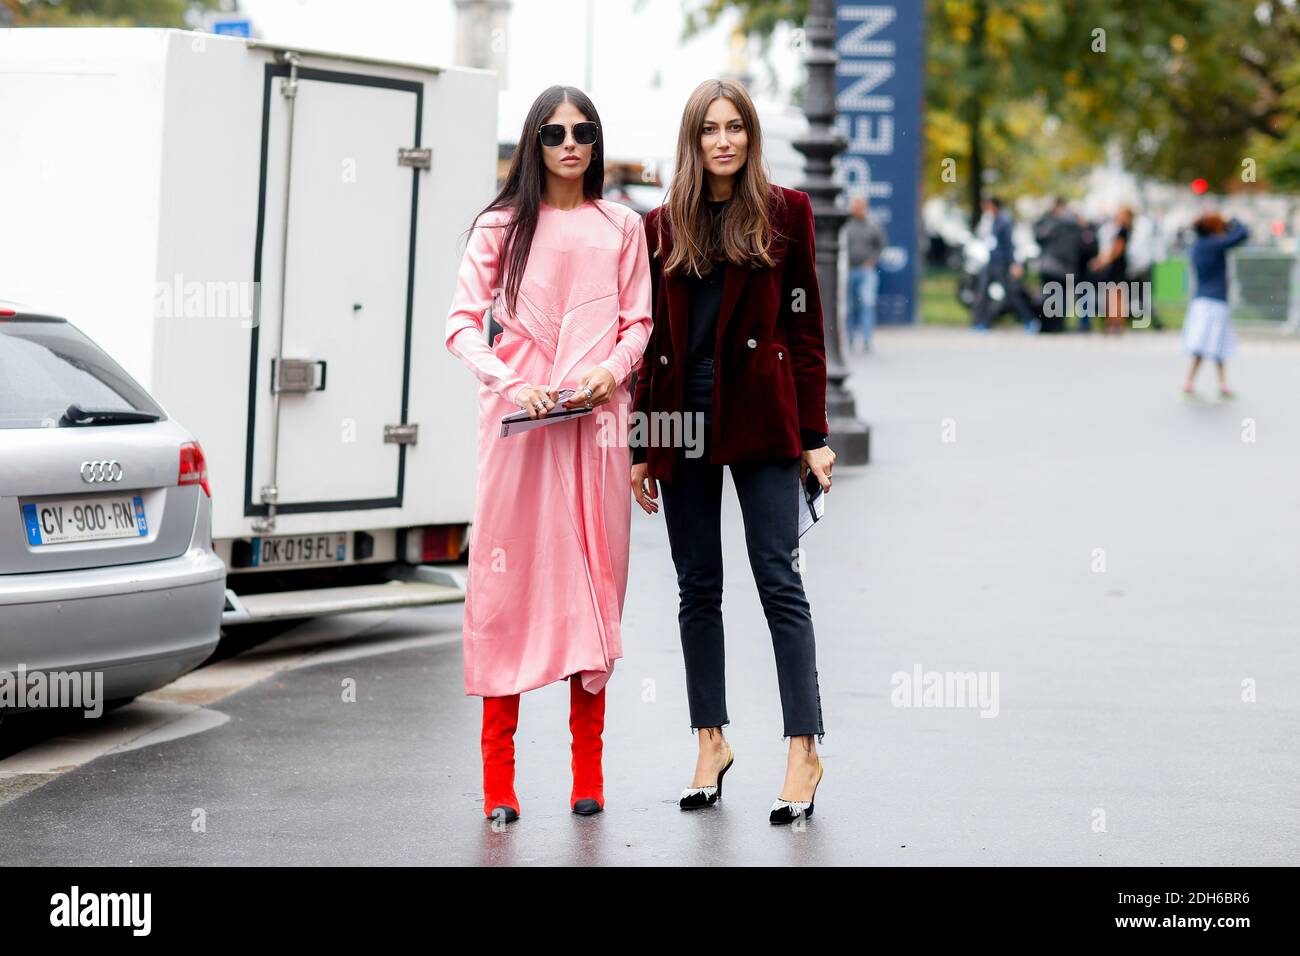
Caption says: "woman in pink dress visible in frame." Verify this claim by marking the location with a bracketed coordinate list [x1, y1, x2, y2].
[443, 86, 653, 824]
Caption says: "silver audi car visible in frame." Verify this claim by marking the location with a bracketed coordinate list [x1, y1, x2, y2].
[0, 305, 226, 711]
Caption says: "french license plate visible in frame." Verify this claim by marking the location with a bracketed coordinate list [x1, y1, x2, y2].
[23, 494, 147, 545]
[249, 533, 347, 567]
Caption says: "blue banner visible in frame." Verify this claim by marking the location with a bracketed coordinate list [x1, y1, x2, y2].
[834, 3, 924, 323]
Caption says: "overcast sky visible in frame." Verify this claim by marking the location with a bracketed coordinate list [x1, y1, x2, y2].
[235, 0, 802, 107]
[232, 0, 809, 176]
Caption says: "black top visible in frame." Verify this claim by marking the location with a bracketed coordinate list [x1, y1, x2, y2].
[685, 268, 725, 360]
[631, 196, 827, 462]
[1103, 225, 1130, 282]
[684, 199, 729, 362]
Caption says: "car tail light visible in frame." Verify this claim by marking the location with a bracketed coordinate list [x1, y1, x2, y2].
[179, 441, 211, 497]
[421, 525, 462, 561]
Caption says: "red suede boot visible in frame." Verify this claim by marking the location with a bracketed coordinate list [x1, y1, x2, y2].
[481, 694, 520, 822]
[569, 677, 605, 814]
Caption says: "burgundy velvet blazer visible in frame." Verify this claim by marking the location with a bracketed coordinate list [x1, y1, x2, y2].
[632, 183, 829, 482]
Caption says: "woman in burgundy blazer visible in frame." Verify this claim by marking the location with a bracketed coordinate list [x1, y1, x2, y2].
[630, 79, 835, 824]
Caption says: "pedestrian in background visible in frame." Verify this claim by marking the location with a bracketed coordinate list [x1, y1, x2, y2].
[1182, 212, 1249, 399]
[629, 78, 834, 825]
[973, 195, 1036, 331]
[1090, 205, 1133, 333]
[1075, 213, 1100, 332]
[1033, 197, 1083, 334]
[1126, 207, 1166, 330]
[444, 86, 653, 824]
[844, 194, 887, 352]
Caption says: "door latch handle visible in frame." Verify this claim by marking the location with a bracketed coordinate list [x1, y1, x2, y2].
[272, 358, 327, 393]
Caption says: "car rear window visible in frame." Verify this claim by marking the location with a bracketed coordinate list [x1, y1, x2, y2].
[0, 319, 165, 428]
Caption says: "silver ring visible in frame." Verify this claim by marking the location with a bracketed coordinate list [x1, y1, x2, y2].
[580, 385, 594, 399]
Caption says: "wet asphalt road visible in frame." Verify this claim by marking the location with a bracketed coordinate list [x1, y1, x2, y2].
[2, 327, 1299, 865]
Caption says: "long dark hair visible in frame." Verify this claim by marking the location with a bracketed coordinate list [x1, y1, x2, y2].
[472, 86, 610, 318]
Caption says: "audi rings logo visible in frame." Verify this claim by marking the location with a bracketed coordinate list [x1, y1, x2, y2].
[81, 460, 124, 483]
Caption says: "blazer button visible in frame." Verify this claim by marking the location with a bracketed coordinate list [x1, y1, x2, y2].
[746, 338, 757, 348]
[778, 351, 784, 360]
[659, 355, 668, 365]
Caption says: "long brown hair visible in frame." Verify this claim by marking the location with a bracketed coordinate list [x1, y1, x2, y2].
[658, 79, 777, 277]
[470, 86, 611, 317]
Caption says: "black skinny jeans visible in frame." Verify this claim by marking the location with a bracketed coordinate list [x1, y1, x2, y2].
[658, 357, 825, 740]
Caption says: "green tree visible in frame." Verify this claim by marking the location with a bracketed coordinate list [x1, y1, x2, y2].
[687, 0, 1300, 217]
[1, 0, 217, 27]
[926, 1, 1095, 223]
[689, 0, 1103, 221]
[1038, 0, 1300, 190]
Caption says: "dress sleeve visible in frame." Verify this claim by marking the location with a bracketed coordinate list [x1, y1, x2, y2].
[631, 211, 662, 466]
[596, 213, 654, 386]
[632, 210, 662, 417]
[1223, 220, 1250, 249]
[444, 213, 529, 404]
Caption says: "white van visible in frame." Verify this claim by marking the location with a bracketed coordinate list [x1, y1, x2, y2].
[0, 28, 494, 624]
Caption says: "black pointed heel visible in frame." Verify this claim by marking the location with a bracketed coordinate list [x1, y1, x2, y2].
[678, 745, 734, 810]
[769, 758, 823, 824]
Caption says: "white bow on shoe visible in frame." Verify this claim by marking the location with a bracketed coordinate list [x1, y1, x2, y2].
[681, 785, 718, 800]
[769, 798, 811, 816]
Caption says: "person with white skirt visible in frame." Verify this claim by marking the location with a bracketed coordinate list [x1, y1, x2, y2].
[1182, 213, 1248, 399]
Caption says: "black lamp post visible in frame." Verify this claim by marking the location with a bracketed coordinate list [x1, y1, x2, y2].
[792, 0, 871, 464]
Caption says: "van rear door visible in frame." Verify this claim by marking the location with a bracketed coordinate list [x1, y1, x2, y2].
[247, 65, 423, 521]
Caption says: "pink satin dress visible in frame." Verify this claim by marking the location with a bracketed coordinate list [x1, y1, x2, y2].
[444, 199, 653, 697]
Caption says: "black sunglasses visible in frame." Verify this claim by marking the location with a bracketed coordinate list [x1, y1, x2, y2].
[538, 122, 599, 147]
